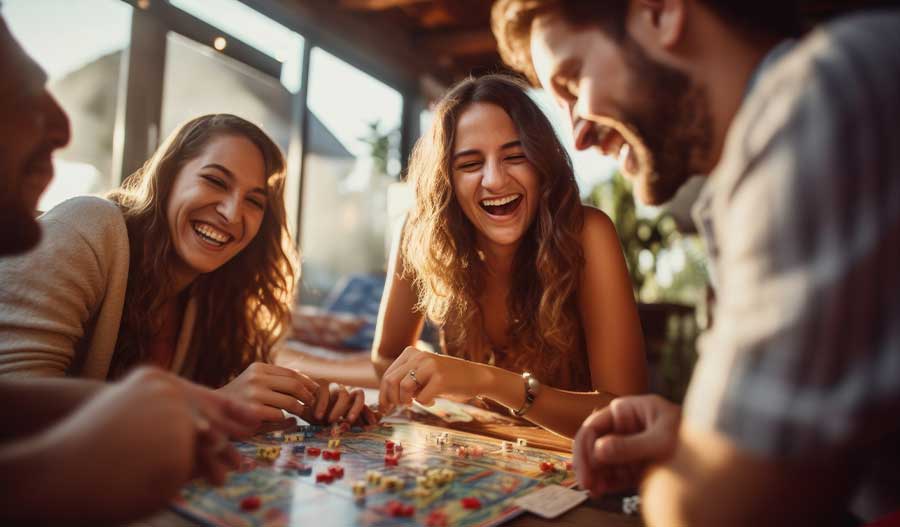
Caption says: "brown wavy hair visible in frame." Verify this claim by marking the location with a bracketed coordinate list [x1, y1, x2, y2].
[403, 74, 586, 388]
[107, 114, 298, 387]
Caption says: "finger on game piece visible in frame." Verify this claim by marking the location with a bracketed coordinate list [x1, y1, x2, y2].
[314, 383, 330, 421]
[327, 385, 351, 423]
[346, 389, 365, 423]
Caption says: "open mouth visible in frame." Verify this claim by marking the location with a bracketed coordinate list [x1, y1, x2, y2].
[574, 119, 641, 176]
[191, 221, 233, 248]
[479, 194, 522, 217]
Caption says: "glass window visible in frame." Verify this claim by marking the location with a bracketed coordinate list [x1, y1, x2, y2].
[2, 0, 132, 211]
[160, 25, 304, 232]
[300, 47, 403, 305]
[168, 0, 304, 93]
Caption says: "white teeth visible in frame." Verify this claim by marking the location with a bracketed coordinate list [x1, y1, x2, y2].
[192, 223, 230, 244]
[481, 194, 520, 207]
[618, 143, 631, 165]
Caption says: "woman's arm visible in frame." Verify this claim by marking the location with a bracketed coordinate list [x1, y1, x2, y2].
[578, 206, 648, 396]
[379, 348, 615, 438]
[371, 222, 425, 378]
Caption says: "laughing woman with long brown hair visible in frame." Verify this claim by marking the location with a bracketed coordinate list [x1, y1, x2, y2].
[0, 114, 371, 425]
[374, 75, 647, 438]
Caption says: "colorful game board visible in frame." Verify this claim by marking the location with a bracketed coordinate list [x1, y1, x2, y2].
[173, 422, 575, 527]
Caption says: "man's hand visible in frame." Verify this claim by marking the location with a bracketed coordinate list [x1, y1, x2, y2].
[573, 394, 682, 497]
[3, 367, 258, 524]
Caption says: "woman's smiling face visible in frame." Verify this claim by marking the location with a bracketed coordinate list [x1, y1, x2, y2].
[451, 102, 540, 250]
[166, 134, 268, 277]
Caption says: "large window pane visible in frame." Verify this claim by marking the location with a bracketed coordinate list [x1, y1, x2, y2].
[168, 0, 304, 93]
[2, 0, 132, 211]
[300, 48, 403, 305]
[160, 31, 303, 232]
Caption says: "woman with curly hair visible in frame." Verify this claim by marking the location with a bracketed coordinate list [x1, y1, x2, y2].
[0, 114, 372, 425]
[374, 74, 647, 437]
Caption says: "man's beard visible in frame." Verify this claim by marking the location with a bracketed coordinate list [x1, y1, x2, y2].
[0, 196, 41, 256]
[620, 37, 712, 205]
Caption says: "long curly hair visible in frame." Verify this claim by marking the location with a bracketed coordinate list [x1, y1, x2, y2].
[403, 74, 587, 388]
[107, 114, 298, 387]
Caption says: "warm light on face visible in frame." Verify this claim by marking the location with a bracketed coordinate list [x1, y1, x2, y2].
[213, 36, 227, 51]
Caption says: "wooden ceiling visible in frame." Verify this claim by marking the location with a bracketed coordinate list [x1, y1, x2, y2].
[273, 0, 900, 100]
[272, 0, 502, 92]
[334, 0, 500, 86]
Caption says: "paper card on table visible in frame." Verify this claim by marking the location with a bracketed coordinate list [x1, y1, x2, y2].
[514, 484, 588, 519]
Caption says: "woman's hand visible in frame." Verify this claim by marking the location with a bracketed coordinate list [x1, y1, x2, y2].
[378, 347, 490, 413]
[218, 362, 320, 424]
[300, 383, 380, 425]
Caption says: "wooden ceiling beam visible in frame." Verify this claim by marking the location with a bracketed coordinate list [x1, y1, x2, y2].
[338, 0, 432, 11]
[418, 29, 497, 56]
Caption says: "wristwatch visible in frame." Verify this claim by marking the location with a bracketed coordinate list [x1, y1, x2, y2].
[512, 372, 540, 417]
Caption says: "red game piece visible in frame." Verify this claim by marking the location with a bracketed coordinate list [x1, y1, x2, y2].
[540, 461, 555, 473]
[384, 454, 399, 466]
[315, 472, 334, 484]
[385, 500, 414, 517]
[385, 440, 395, 453]
[306, 446, 321, 457]
[240, 496, 261, 511]
[328, 465, 345, 478]
[425, 510, 449, 527]
[461, 497, 482, 510]
[323, 449, 342, 461]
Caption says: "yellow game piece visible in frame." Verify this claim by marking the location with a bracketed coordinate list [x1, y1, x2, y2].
[284, 433, 303, 443]
[352, 480, 367, 497]
[366, 470, 382, 485]
[328, 438, 341, 449]
[383, 476, 404, 491]
[256, 445, 281, 461]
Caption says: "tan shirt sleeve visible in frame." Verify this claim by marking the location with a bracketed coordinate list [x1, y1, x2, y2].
[0, 197, 129, 378]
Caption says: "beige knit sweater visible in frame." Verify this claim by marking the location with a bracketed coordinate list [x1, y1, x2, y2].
[0, 196, 197, 379]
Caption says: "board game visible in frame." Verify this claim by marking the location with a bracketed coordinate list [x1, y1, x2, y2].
[172, 422, 575, 527]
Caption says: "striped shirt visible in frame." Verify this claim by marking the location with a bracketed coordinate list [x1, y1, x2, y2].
[684, 10, 900, 521]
